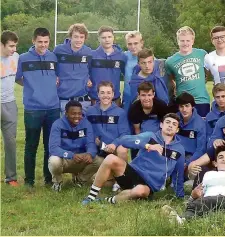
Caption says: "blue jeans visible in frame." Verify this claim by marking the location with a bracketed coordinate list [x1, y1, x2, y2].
[24, 108, 60, 185]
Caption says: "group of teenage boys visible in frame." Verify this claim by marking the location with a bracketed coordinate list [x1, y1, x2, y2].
[1, 23, 225, 222]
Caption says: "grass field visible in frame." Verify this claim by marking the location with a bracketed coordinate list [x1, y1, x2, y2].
[1, 82, 225, 236]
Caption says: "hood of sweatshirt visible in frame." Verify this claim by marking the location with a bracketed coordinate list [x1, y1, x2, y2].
[211, 100, 225, 116]
[155, 130, 181, 147]
[178, 107, 199, 127]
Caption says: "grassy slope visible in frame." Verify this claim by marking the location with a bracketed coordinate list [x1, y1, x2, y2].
[1, 82, 225, 236]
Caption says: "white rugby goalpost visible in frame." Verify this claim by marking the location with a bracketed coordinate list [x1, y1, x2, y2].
[54, 0, 141, 46]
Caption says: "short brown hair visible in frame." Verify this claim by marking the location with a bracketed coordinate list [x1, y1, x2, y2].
[98, 26, 114, 36]
[137, 48, 154, 62]
[212, 83, 225, 97]
[162, 113, 180, 124]
[138, 81, 155, 94]
[68, 23, 88, 39]
[97, 81, 114, 93]
[1, 31, 18, 45]
[210, 26, 225, 37]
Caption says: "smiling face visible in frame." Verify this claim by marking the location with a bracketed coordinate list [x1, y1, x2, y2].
[177, 33, 194, 55]
[138, 89, 155, 109]
[98, 85, 114, 107]
[160, 117, 179, 137]
[66, 106, 83, 126]
[70, 31, 86, 51]
[211, 30, 225, 51]
[32, 35, 50, 55]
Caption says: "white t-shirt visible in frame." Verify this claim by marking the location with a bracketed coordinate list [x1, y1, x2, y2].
[202, 170, 225, 197]
[204, 51, 225, 84]
[1, 52, 19, 103]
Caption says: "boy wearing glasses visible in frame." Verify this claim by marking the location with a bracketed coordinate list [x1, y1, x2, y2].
[204, 26, 225, 85]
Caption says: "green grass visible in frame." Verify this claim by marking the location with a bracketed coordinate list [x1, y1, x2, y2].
[1, 82, 225, 236]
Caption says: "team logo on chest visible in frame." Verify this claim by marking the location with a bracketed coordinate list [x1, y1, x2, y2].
[50, 63, 55, 69]
[79, 130, 85, 137]
[81, 56, 87, 63]
[189, 131, 195, 138]
[170, 151, 177, 160]
[114, 61, 120, 68]
[108, 116, 115, 124]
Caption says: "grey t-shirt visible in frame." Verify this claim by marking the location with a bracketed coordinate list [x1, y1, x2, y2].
[1, 52, 19, 103]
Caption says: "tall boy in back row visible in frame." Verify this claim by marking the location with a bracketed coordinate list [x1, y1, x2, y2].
[16, 28, 60, 187]
[1, 31, 19, 186]
[90, 26, 127, 106]
[53, 23, 92, 113]
[165, 26, 210, 117]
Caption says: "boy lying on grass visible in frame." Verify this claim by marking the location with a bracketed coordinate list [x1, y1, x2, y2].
[162, 145, 225, 224]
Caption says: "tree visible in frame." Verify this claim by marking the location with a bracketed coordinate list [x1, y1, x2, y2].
[175, 0, 225, 51]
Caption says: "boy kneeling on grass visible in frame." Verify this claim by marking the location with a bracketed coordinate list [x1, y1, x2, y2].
[82, 113, 185, 205]
[162, 145, 225, 224]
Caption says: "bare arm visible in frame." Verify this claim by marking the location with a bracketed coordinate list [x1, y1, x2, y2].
[133, 123, 141, 135]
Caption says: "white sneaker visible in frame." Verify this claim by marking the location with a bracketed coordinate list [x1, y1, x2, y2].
[161, 205, 185, 225]
[52, 182, 62, 192]
[112, 183, 121, 192]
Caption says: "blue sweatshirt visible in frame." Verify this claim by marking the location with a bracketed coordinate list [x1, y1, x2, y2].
[208, 115, 225, 149]
[129, 61, 169, 104]
[49, 115, 97, 159]
[89, 45, 127, 100]
[122, 51, 138, 112]
[115, 131, 185, 197]
[177, 108, 206, 165]
[86, 102, 130, 146]
[53, 39, 92, 98]
[206, 101, 225, 142]
[16, 46, 59, 110]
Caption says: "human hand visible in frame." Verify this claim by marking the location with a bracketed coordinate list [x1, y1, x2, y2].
[105, 144, 116, 153]
[83, 153, 93, 164]
[145, 144, 163, 155]
[213, 139, 225, 149]
[191, 183, 203, 199]
[87, 79, 92, 88]
[188, 162, 202, 179]
[95, 137, 101, 146]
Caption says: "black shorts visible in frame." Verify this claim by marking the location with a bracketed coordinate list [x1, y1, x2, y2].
[115, 164, 152, 194]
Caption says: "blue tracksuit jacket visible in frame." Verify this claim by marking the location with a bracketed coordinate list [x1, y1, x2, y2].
[208, 115, 225, 148]
[86, 102, 130, 146]
[49, 115, 97, 159]
[89, 45, 127, 100]
[206, 101, 225, 141]
[177, 108, 206, 165]
[129, 62, 169, 104]
[16, 46, 59, 110]
[115, 131, 185, 197]
[122, 51, 138, 112]
[53, 39, 92, 98]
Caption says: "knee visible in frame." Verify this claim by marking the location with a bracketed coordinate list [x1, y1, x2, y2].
[131, 185, 150, 198]
[104, 154, 121, 168]
[92, 156, 104, 167]
[48, 156, 62, 172]
[116, 145, 128, 159]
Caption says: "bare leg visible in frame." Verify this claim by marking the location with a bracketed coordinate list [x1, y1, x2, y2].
[93, 154, 127, 188]
[116, 145, 128, 162]
[114, 184, 150, 202]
